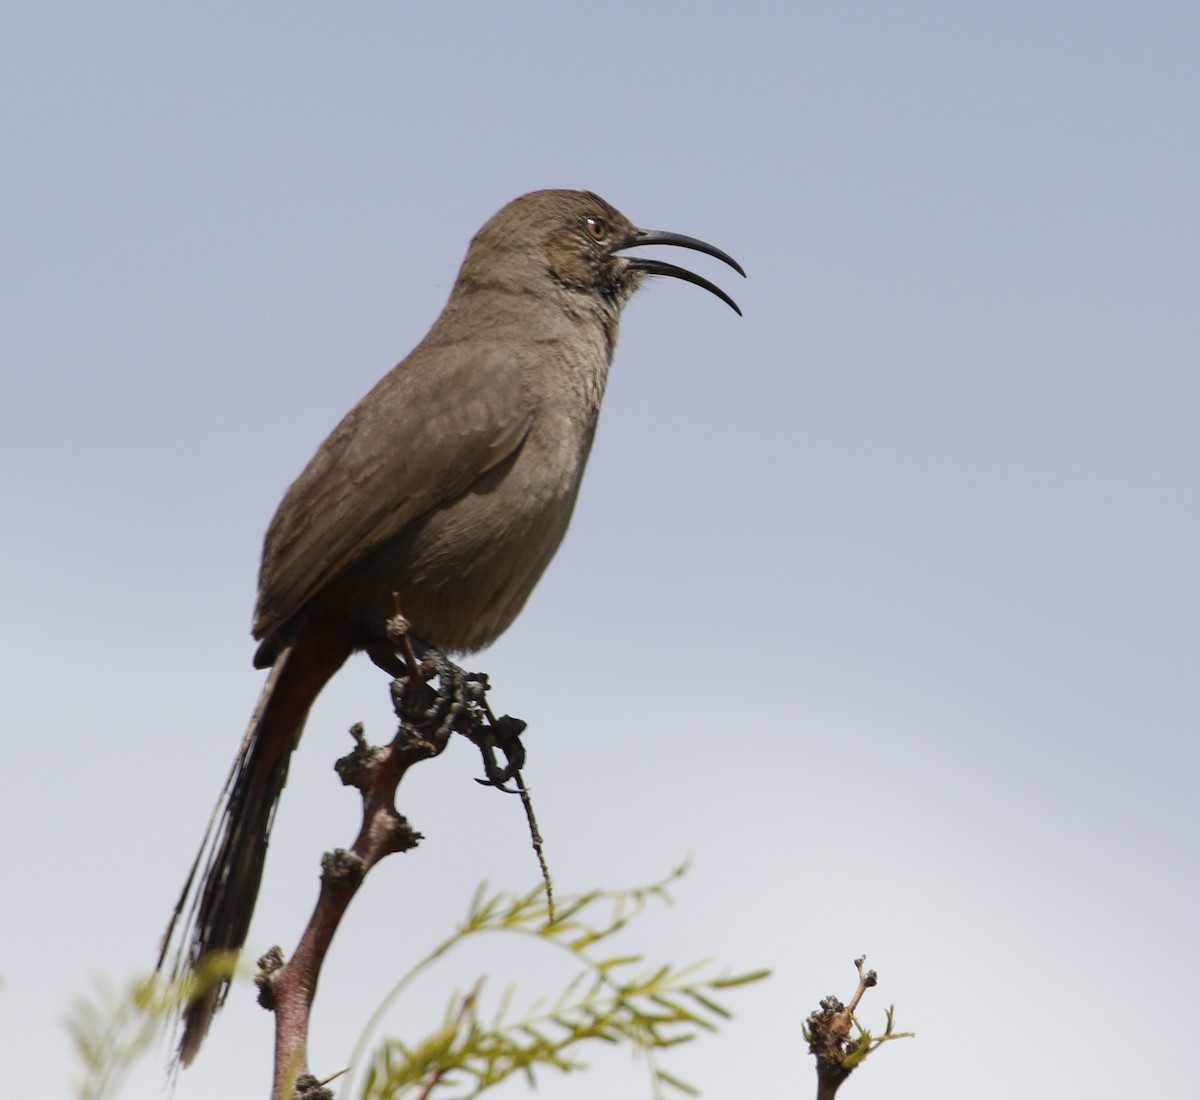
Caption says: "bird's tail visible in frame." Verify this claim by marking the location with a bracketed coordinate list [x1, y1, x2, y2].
[157, 631, 349, 1066]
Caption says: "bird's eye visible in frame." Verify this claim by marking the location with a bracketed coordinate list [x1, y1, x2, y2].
[584, 216, 608, 241]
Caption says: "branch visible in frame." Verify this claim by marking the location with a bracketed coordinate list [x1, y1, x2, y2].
[803, 956, 913, 1100]
[256, 653, 509, 1100]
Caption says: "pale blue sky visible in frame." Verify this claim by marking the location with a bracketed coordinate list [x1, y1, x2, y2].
[3, 4, 1198, 1098]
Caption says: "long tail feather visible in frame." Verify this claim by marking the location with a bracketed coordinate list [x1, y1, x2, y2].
[158, 630, 350, 1065]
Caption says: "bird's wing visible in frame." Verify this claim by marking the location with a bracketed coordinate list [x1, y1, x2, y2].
[252, 342, 532, 639]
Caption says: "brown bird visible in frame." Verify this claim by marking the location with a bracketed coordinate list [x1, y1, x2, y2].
[160, 189, 743, 1063]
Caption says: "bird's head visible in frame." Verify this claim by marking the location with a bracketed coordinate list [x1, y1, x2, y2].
[463, 189, 745, 317]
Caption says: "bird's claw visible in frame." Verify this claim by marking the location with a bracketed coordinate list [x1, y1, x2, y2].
[472, 715, 528, 791]
[379, 642, 527, 791]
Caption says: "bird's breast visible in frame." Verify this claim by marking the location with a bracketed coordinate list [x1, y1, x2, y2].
[328, 407, 600, 655]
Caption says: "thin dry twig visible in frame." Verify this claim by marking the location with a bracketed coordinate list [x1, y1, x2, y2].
[804, 955, 910, 1100]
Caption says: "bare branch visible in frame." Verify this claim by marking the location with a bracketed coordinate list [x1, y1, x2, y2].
[803, 956, 910, 1100]
[258, 654, 515, 1100]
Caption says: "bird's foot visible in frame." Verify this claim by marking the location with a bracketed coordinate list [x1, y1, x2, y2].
[382, 597, 432, 711]
[469, 714, 528, 792]
[372, 642, 528, 792]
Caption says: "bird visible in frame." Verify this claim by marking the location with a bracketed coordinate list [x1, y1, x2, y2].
[159, 188, 744, 1064]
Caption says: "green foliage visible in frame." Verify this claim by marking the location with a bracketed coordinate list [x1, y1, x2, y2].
[351, 865, 768, 1099]
[67, 975, 170, 1100]
[67, 953, 239, 1100]
[65, 868, 766, 1099]
[841, 1004, 915, 1069]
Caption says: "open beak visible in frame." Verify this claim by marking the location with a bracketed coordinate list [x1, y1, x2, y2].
[613, 228, 746, 315]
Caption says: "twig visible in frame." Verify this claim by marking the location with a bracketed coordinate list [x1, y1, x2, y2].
[804, 955, 910, 1100]
[256, 715, 451, 1099]
[413, 989, 477, 1100]
[253, 652, 531, 1100]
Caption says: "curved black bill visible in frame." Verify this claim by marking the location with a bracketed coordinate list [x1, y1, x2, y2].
[623, 257, 743, 316]
[614, 228, 745, 315]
